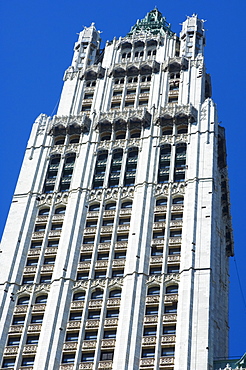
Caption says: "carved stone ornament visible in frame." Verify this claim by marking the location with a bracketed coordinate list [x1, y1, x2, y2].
[108, 60, 160, 78]
[155, 104, 197, 125]
[146, 275, 162, 285]
[171, 183, 186, 195]
[36, 114, 49, 136]
[90, 279, 106, 288]
[164, 275, 180, 284]
[163, 56, 188, 72]
[74, 281, 88, 289]
[16, 285, 34, 295]
[89, 189, 103, 201]
[108, 278, 124, 288]
[105, 188, 119, 200]
[83, 64, 106, 80]
[121, 186, 135, 199]
[49, 113, 91, 136]
[95, 107, 151, 131]
[63, 66, 79, 81]
[34, 284, 51, 294]
[155, 183, 170, 196]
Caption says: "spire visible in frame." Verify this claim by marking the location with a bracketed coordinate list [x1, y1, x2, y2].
[127, 8, 174, 36]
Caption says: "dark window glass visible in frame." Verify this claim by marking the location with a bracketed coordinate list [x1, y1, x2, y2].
[106, 309, 119, 318]
[143, 326, 157, 336]
[38, 208, 50, 215]
[91, 290, 103, 300]
[161, 347, 175, 356]
[62, 354, 75, 364]
[166, 285, 178, 294]
[31, 315, 43, 323]
[21, 357, 35, 366]
[88, 310, 101, 319]
[147, 286, 160, 296]
[66, 332, 79, 341]
[145, 306, 158, 315]
[17, 296, 29, 305]
[121, 201, 132, 209]
[81, 352, 94, 362]
[97, 253, 109, 260]
[103, 330, 116, 338]
[77, 272, 89, 280]
[105, 202, 116, 210]
[73, 292, 85, 301]
[167, 265, 180, 274]
[112, 269, 124, 278]
[69, 311, 82, 321]
[35, 295, 48, 304]
[2, 358, 16, 368]
[149, 267, 162, 275]
[84, 331, 97, 340]
[80, 254, 92, 262]
[26, 335, 39, 344]
[172, 197, 184, 204]
[94, 271, 106, 279]
[142, 348, 155, 358]
[164, 303, 177, 313]
[7, 336, 20, 346]
[156, 198, 167, 206]
[163, 325, 176, 335]
[55, 207, 66, 214]
[100, 351, 114, 361]
[114, 251, 126, 259]
[26, 258, 38, 266]
[22, 276, 34, 285]
[39, 275, 52, 283]
[12, 316, 25, 325]
[109, 289, 121, 298]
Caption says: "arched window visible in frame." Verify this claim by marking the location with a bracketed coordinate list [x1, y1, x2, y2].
[115, 131, 126, 140]
[101, 133, 111, 141]
[35, 295, 48, 304]
[108, 149, 123, 188]
[147, 286, 160, 296]
[55, 206, 66, 214]
[73, 292, 85, 301]
[69, 135, 80, 143]
[92, 151, 108, 189]
[174, 144, 186, 182]
[158, 145, 171, 184]
[130, 130, 141, 138]
[166, 285, 178, 294]
[124, 148, 138, 187]
[156, 198, 167, 206]
[105, 202, 116, 210]
[162, 128, 173, 136]
[109, 289, 121, 298]
[59, 153, 76, 192]
[91, 289, 104, 300]
[43, 155, 61, 193]
[17, 296, 30, 305]
[172, 197, 184, 205]
[54, 136, 65, 145]
[38, 208, 50, 215]
[89, 203, 100, 212]
[121, 201, 132, 209]
[177, 127, 188, 134]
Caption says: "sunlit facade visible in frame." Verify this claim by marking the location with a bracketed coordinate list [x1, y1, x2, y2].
[0, 9, 233, 370]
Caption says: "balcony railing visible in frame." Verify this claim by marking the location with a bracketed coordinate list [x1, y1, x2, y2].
[63, 341, 78, 351]
[164, 294, 178, 303]
[161, 335, 176, 344]
[159, 357, 175, 366]
[27, 324, 42, 332]
[23, 344, 38, 354]
[101, 339, 116, 348]
[4, 346, 19, 355]
[9, 325, 24, 333]
[85, 319, 100, 328]
[98, 361, 113, 369]
[167, 255, 180, 263]
[146, 295, 160, 304]
[14, 305, 28, 314]
[82, 340, 97, 349]
[79, 363, 93, 369]
[88, 300, 103, 308]
[71, 301, 84, 309]
[107, 298, 121, 307]
[142, 336, 156, 345]
[144, 315, 158, 324]
[163, 314, 177, 322]
[139, 358, 155, 367]
[104, 318, 118, 327]
[67, 321, 81, 329]
[32, 304, 46, 312]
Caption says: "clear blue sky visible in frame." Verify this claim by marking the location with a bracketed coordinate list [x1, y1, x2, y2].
[1, 0, 245, 358]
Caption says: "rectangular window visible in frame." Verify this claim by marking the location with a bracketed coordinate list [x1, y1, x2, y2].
[84, 331, 97, 340]
[111, 102, 120, 109]
[94, 271, 106, 279]
[139, 99, 148, 106]
[66, 332, 79, 341]
[77, 272, 89, 280]
[39, 275, 52, 284]
[143, 326, 157, 336]
[31, 315, 43, 323]
[100, 351, 114, 361]
[81, 352, 94, 362]
[12, 316, 25, 325]
[145, 306, 158, 315]
[69, 311, 82, 321]
[106, 309, 119, 318]
[88, 310, 101, 319]
[103, 330, 116, 338]
[26, 335, 39, 344]
[82, 105, 92, 112]
[112, 269, 124, 278]
[7, 336, 21, 346]
[163, 325, 176, 335]
[22, 276, 34, 285]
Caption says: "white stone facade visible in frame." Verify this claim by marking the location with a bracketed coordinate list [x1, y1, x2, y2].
[0, 9, 233, 370]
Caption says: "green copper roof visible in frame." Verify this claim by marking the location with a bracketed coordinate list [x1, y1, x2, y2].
[127, 8, 174, 36]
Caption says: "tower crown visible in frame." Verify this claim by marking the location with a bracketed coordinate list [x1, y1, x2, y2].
[127, 8, 174, 36]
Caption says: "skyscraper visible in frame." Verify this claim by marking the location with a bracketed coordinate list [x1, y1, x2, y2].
[0, 8, 234, 370]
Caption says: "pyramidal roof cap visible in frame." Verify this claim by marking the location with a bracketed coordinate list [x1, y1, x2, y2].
[127, 8, 174, 37]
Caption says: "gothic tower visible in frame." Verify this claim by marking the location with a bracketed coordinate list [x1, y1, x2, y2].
[0, 9, 233, 370]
